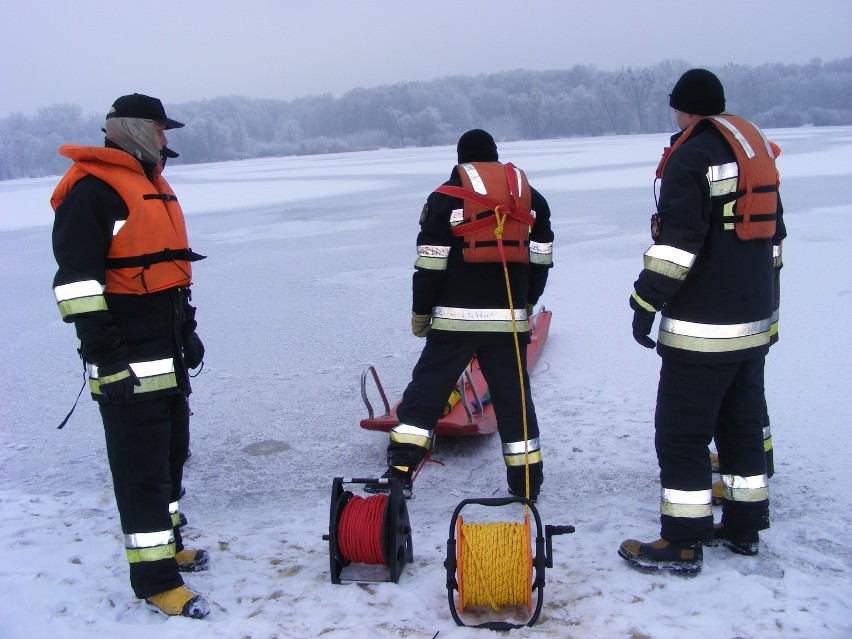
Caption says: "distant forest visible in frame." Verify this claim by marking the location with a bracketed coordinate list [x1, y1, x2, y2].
[2, 56, 850, 180]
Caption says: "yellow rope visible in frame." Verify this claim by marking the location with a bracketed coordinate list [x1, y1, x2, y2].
[494, 209, 531, 501]
[458, 518, 531, 611]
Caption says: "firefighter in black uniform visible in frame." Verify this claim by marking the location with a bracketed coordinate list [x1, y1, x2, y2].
[366, 129, 554, 499]
[51, 94, 211, 617]
[619, 70, 785, 575]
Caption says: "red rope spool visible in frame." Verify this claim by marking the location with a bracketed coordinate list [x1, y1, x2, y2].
[337, 494, 388, 565]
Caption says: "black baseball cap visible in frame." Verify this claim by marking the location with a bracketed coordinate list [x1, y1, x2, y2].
[106, 93, 184, 129]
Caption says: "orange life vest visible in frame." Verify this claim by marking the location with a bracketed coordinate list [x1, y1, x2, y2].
[435, 162, 535, 263]
[656, 115, 778, 240]
[51, 145, 201, 294]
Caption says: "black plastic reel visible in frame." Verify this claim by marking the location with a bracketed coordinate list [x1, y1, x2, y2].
[323, 476, 413, 584]
[444, 496, 574, 630]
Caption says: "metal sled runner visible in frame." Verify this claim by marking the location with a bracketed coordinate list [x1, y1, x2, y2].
[359, 308, 552, 437]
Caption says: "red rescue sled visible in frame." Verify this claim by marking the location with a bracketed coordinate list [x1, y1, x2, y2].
[359, 308, 552, 436]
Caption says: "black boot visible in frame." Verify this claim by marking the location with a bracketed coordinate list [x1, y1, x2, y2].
[618, 538, 703, 575]
[704, 524, 759, 556]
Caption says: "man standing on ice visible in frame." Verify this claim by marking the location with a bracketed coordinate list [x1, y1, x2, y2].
[51, 94, 211, 617]
[366, 129, 554, 500]
[620, 70, 785, 575]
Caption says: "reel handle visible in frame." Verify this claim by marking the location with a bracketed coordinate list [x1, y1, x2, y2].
[544, 524, 575, 569]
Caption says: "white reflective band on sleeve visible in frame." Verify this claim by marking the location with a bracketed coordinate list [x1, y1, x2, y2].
[450, 209, 464, 225]
[433, 307, 527, 321]
[169, 501, 180, 515]
[460, 164, 487, 194]
[113, 220, 126, 236]
[711, 117, 755, 158]
[53, 280, 105, 303]
[417, 245, 451, 258]
[125, 529, 175, 549]
[644, 245, 696, 268]
[708, 162, 739, 182]
[773, 245, 782, 258]
[529, 241, 552, 255]
[502, 438, 541, 455]
[660, 317, 772, 339]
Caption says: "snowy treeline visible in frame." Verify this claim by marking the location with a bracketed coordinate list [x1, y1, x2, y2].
[1, 56, 850, 180]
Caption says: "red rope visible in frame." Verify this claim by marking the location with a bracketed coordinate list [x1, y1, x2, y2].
[338, 495, 388, 565]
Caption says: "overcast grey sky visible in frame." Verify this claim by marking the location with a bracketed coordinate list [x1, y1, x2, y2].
[2, 0, 850, 118]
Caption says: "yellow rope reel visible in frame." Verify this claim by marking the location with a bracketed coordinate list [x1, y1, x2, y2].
[457, 513, 533, 612]
[445, 497, 574, 630]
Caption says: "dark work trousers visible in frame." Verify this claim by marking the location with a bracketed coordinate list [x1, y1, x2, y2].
[100, 394, 190, 598]
[655, 356, 768, 543]
[391, 337, 542, 490]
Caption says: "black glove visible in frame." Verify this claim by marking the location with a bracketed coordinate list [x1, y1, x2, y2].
[183, 331, 205, 369]
[631, 308, 656, 348]
[97, 362, 141, 399]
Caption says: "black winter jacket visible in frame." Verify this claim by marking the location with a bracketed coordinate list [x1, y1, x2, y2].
[633, 120, 785, 363]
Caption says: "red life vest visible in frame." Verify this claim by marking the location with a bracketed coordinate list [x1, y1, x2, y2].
[51, 145, 200, 294]
[435, 162, 535, 263]
[656, 115, 778, 240]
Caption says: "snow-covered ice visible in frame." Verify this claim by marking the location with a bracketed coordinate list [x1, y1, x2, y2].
[1, 127, 850, 638]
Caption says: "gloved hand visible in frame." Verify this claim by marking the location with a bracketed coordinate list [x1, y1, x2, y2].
[411, 313, 431, 337]
[97, 362, 141, 399]
[631, 308, 657, 348]
[525, 303, 535, 319]
[183, 331, 205, 369]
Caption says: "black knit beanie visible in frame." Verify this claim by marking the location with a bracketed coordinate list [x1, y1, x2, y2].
[669, 69, 725, 115]
[457, 129, 499, 163]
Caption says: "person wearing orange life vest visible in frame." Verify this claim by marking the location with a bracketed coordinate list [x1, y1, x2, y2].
[619, 70, 786, 575]
[365, 129, 554, 500]
[51, 94, 211, 618]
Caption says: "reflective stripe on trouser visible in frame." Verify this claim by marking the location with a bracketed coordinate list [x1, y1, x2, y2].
[503, 437, 542, 466]
[389, 338, 541, 485]
[656, 356, 769, 543]
[389, 423, 434, 473]
[125, 529, 176, 563]
[100, 394, 190, 599]
[169, 500, 181, 527]
[88, 357, 178, 396]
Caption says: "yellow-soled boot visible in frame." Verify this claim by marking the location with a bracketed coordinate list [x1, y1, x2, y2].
[176, 548, 209, 572]
[146, 585, 210, 619]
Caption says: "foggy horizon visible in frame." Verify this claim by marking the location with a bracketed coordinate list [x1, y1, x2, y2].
[1, 0, 850, 119]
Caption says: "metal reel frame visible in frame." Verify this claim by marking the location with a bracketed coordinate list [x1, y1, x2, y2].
[324, 477, 412, 584]
[444, 496, 574, 630]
